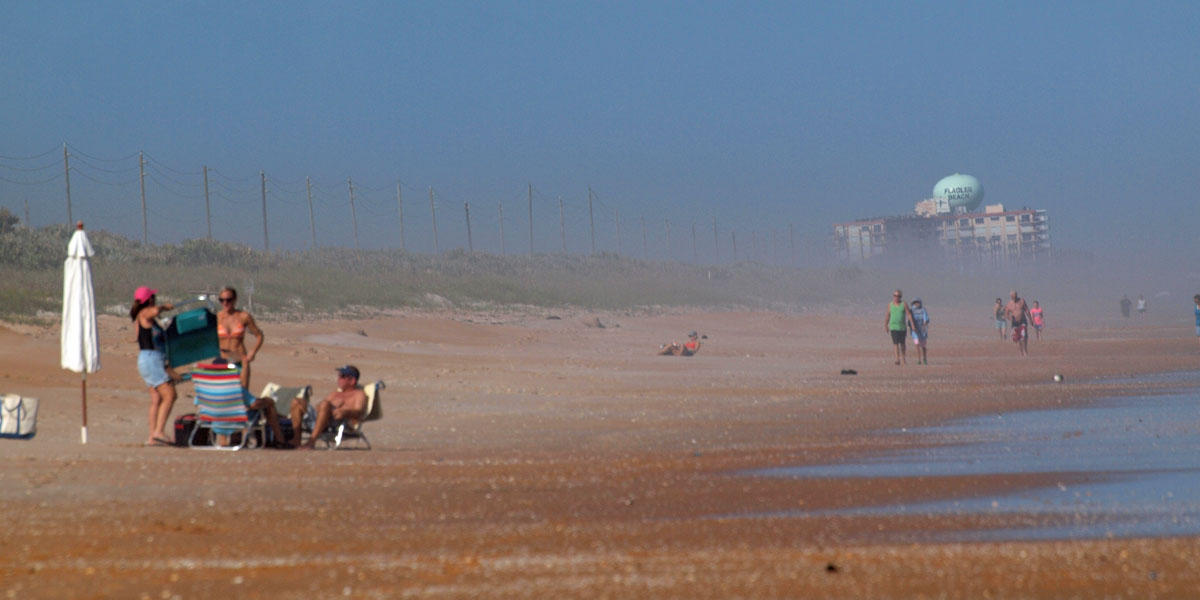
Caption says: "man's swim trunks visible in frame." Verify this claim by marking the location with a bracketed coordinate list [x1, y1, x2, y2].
[1012, 324, 1026, 342]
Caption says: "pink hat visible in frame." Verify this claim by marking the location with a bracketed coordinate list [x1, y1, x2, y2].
[134, 286, 157, 303]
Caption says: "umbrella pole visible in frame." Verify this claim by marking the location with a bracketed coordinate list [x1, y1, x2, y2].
[81, 373, 88, 444]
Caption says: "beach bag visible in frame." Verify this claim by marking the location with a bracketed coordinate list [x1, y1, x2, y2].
[0, 394, 38, 439]
[173, 412, 209, 447]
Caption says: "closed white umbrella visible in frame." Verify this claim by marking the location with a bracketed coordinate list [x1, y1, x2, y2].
[61, 221, 100, 444]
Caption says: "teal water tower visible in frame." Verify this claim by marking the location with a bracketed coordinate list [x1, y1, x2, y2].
[933, 174, 984, 213]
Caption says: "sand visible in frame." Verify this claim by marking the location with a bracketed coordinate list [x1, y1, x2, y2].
[1, 304, 1198, 598]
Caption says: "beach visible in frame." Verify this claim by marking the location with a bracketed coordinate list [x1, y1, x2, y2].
[2, 304, 1198, 598]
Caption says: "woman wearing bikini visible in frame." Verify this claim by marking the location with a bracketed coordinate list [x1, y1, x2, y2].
[131, 286, 176, 446]
[216, 287, 264, 389]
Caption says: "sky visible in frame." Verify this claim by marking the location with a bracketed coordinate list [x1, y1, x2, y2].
[2, 1, 1198, 265]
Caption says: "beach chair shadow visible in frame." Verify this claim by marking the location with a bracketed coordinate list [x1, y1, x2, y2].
[188, 363, 264, 451]
[308, 381, 385, 450]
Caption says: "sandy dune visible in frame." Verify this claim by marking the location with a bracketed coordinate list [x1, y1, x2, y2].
[1, 305, 1198, 598]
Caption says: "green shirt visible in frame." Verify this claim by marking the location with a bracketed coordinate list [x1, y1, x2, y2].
[889, 302, 907, 331]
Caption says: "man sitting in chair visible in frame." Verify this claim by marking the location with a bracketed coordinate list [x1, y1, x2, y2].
[293, 365, 367, 449]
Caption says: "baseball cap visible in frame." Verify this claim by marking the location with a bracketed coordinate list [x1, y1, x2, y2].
[335, 365, 360, 380]
[134, 286, 157, 303]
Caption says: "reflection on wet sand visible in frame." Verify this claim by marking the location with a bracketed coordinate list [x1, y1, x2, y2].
[747, 374, 1200, 542]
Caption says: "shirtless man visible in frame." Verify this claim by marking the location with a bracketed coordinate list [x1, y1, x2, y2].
[216, 287, 264, 389]
[294, 365, 367, 449]
[1005, 290, 1032, 357]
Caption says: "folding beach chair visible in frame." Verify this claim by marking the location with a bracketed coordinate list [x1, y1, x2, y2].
[189, 363, 264, 450]
[259, 382, 312, 445]
[305, 381, 385, 450]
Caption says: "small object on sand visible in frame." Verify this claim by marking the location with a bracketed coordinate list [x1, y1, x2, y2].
[840, 369, 858, 375]
[584, 317, 605, 328]
[356, 329, 368, 337]
[825, 563, 839, 573]
[1053, 373, 1064, 383]
[701, 334, 708, 339]
[546, 315, 561, 320]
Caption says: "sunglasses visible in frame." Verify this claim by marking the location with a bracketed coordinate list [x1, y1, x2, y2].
[218, 297, 235, 303]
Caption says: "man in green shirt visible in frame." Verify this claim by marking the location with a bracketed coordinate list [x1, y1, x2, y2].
[886, 289, 914, 365]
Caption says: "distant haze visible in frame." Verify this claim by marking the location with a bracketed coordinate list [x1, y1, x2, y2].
[2, 3, 1198, 298]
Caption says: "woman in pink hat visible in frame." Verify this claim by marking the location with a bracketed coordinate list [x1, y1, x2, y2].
[129, 286, 176, 446]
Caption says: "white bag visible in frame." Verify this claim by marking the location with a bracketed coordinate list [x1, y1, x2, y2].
[0, 394, 38, 438]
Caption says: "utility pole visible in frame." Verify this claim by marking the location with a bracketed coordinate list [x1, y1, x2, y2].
[587, 186, 595, 255]
[306, 177, 316, 248]
[63, 143, 72, 225]
[498, 202, 505, 255]
[464, 202, 473, 252]
[139, 151, 147, 244]
[641, 215, 647, 260]
[347, 178, 359, 250]
[615, 208, 621, 256]
[260, 171, 269, 251]
[713, 216, 719, 263]
[429, 187, 439, 253]
[396, 182, 404, 251]
[789, 223, 795, 267]
[691, 221, 697, 263]
[203, 165, 212, 240]
[558, 196, 566, 253]
[527, 182, 533, 256]
[732, 231, 737, 262]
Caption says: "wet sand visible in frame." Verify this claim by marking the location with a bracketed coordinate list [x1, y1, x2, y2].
[2, 305, 1199, 598]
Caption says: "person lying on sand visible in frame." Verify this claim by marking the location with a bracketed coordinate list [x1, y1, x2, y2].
[658, 331, 701, 356]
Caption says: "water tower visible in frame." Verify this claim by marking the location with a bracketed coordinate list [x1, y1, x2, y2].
[932, 173, 984, 213]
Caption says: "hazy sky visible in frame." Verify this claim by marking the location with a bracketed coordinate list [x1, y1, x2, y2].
[2, 1, 1197, 261]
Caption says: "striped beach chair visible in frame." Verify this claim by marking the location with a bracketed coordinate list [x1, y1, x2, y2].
[189, 363, 263, 450]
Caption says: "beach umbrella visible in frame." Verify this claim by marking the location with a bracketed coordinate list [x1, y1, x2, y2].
[61, 221, 100, 444]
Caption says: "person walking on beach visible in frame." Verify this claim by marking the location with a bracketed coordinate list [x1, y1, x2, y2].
[1136, 294, 1147, 316]
[908, 298, 930, 365]
[886, 290, 913, 365]
[216, 286, 264, 390]
[1120, 295, 1132, 318]
[993, 297, 1007, 341]
[1030, 301, 1045, 341]
[130, 286, 176, 446]
[1005, 290, 1032, 357]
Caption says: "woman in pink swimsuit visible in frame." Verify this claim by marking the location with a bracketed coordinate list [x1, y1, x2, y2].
[1030, 301, 1045, 341]
[216, 286, 264, 389]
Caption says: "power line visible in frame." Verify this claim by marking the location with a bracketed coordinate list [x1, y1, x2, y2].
[69, 167, 139, 187]
[0, 146, 59, 161]
[0, 157, 60, 172]
[64, 144, 140, 162]
[0, 172, 63, 185]
[69, 153, 140, 174]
